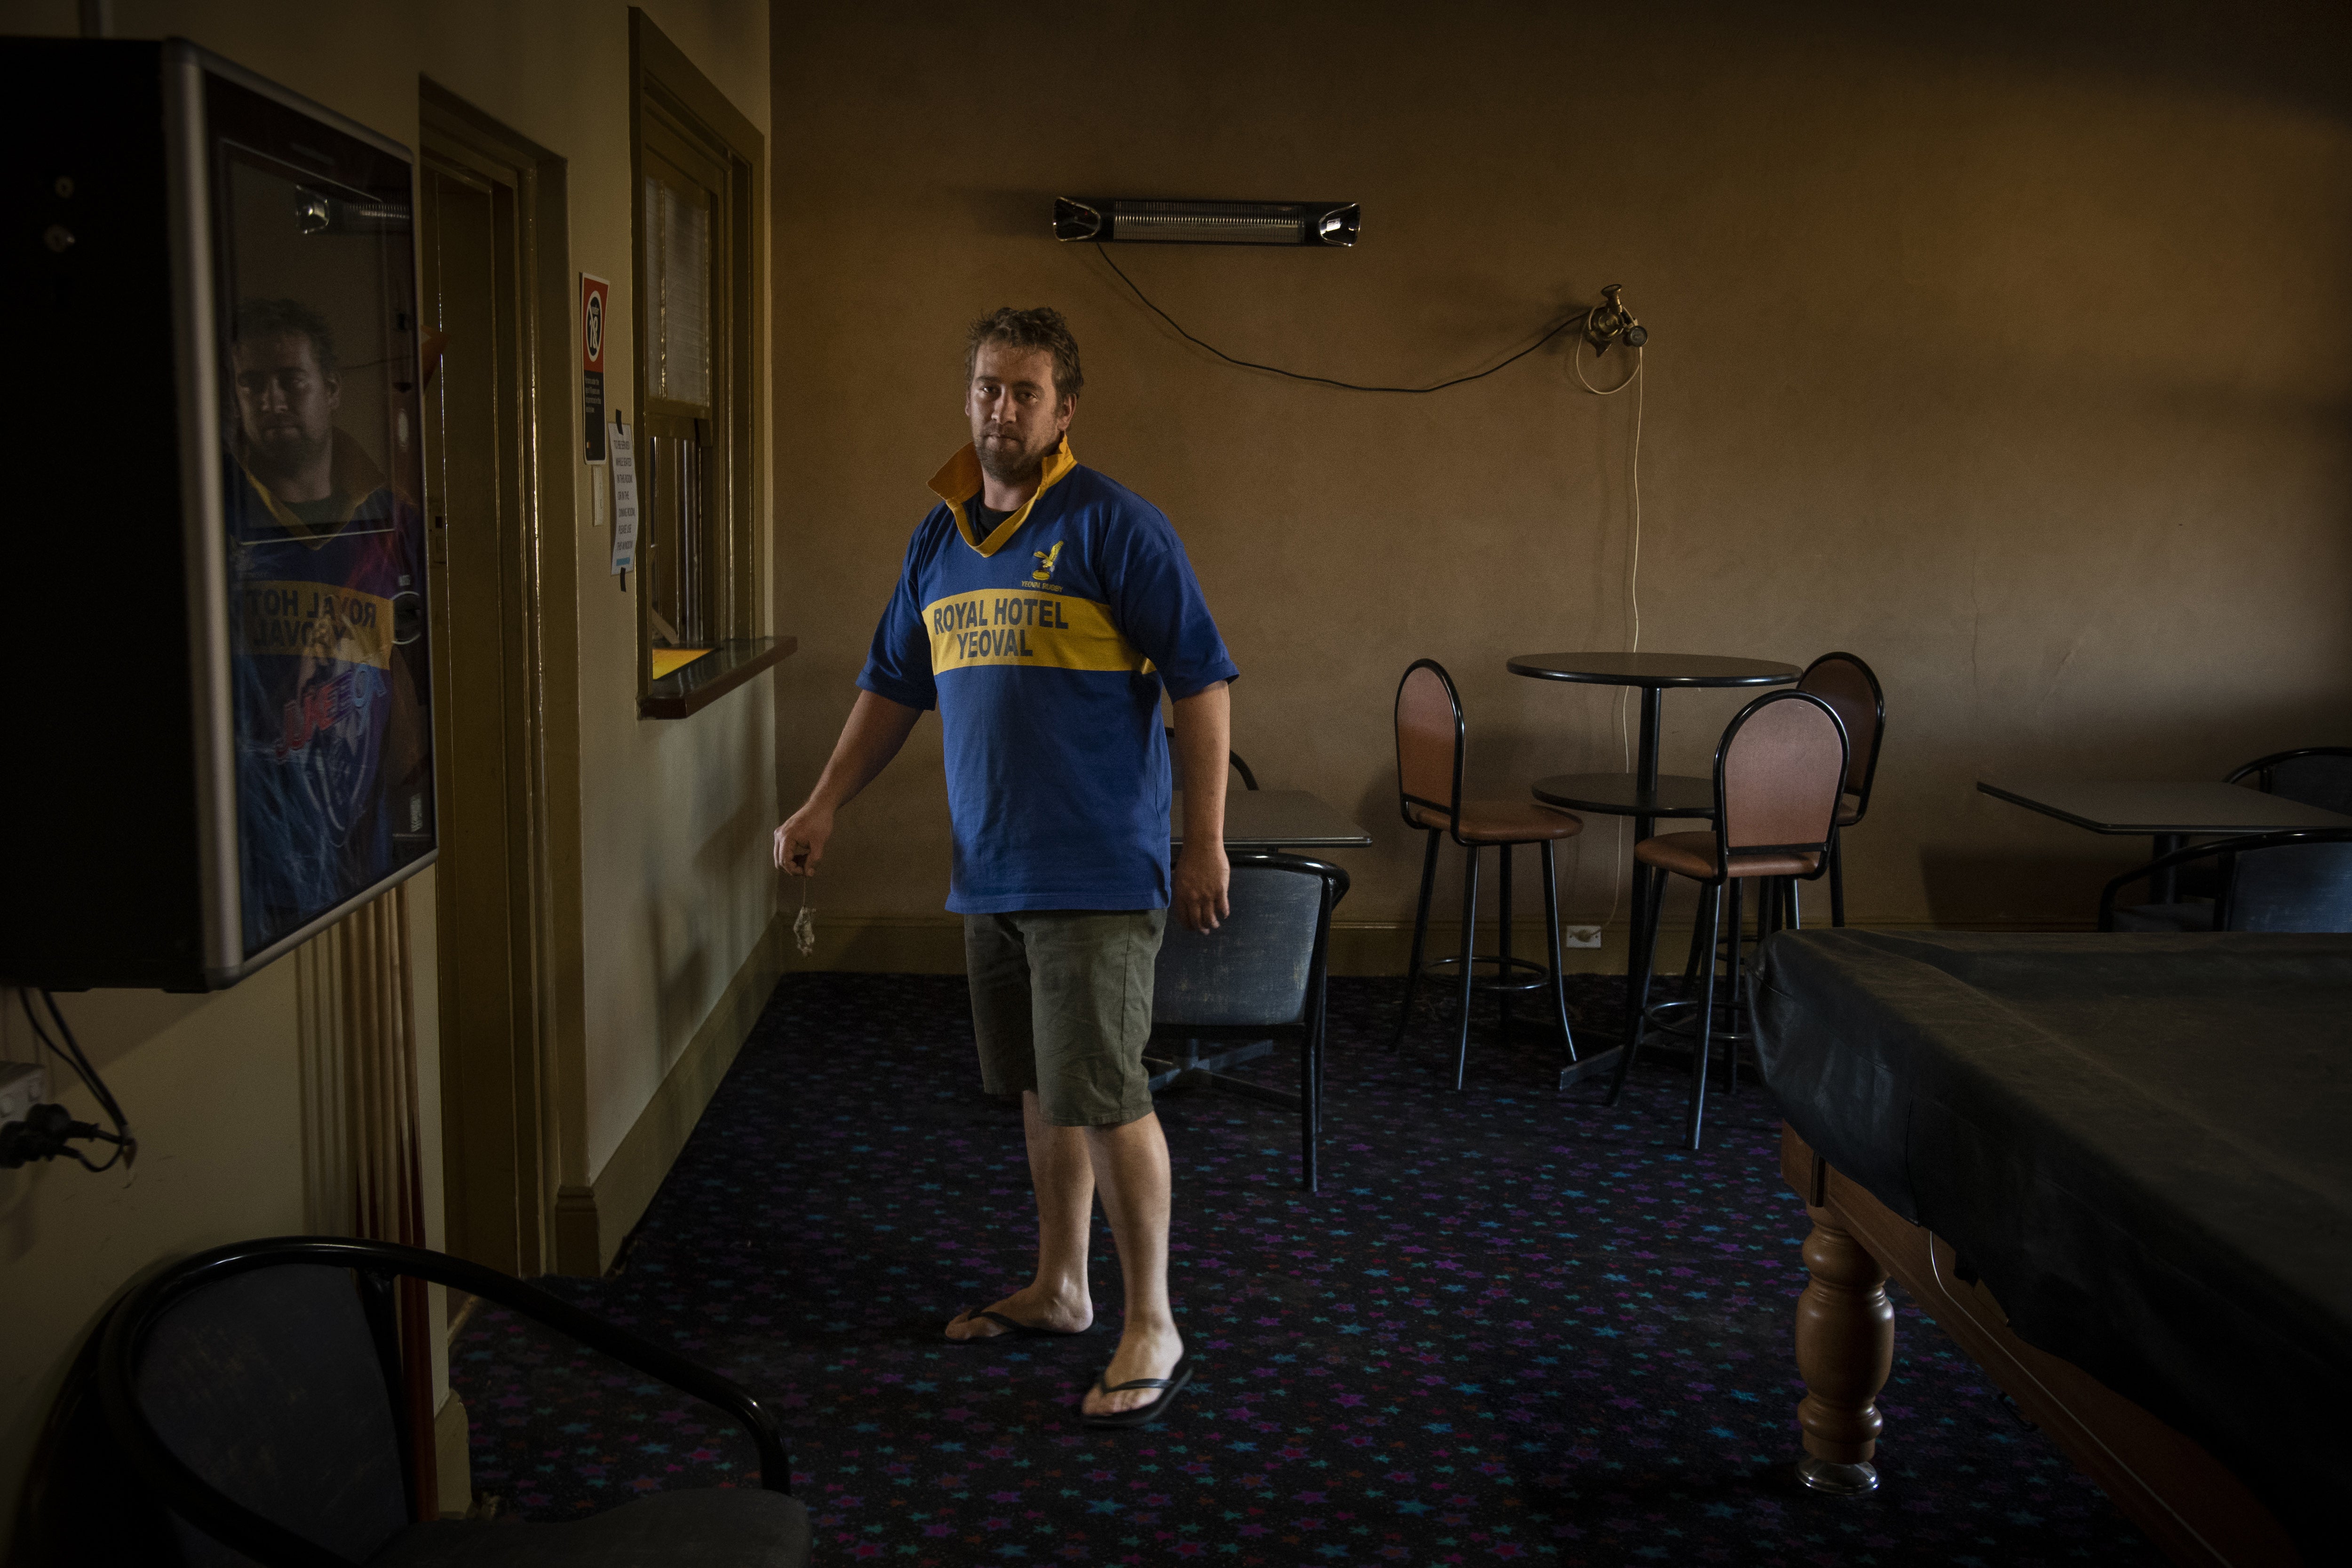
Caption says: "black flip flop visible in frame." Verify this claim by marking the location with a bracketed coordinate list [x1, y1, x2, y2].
[1081, 1354, 1193, 1428]
[949, 1306, 1097, 1340]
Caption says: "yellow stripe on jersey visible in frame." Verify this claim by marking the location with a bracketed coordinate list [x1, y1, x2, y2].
[238, 580, 396, 669]
[926, 589, 1149, 676]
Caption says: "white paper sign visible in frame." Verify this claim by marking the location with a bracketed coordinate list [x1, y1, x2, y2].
[608, 420, 639, 575]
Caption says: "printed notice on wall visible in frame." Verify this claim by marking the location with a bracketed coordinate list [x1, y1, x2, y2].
[609, 418, 639, 576]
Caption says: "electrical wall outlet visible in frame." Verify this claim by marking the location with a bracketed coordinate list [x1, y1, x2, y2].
[1563, 925, 1603, 950]
[0, 1062, 49, 1129]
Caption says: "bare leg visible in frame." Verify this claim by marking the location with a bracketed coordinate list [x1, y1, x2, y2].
[1078, 1109, 1183, 1417]
[945, 1090, 1097, 1338]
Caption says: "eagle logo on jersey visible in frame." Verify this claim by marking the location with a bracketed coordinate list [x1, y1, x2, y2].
[1031, 541, 1064, 584]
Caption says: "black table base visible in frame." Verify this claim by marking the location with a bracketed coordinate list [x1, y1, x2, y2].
[1511, 653, 1801, 1089]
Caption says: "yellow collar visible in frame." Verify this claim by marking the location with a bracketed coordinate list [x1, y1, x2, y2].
[234, 431, 392, 549]
[929, 436, 1078, 557]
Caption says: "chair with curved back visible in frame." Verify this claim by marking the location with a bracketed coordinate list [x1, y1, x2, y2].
[2101, 829, 2352, 933]
[2122, 746, 2352, 919]
[89, 1236, 807, 1567]
[1608, 689, 1848, 1150]
[1391, 659, 1586, 1090]
[2228, 747, 2352, 813]
[1796, 652, 1885, 927]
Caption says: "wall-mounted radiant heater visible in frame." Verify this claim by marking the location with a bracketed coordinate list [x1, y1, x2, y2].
[1054, 197, 1360, 247]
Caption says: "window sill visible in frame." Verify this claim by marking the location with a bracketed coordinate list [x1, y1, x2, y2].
[639, 636, 794, 720]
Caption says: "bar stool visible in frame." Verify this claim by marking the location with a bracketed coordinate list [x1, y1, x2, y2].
[1796, 652, 1886, 927]
[1607, 689, 1848, 1149]
[1391, 659, 1585, 1090]
[1678, 650, 1882, 994]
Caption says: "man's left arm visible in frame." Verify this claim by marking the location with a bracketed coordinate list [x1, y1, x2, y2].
[1106, 510, 1240, 934]
[1169, 681, 1232, 934]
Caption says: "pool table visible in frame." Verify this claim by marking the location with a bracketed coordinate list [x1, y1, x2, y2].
[1754, 930, 2351, 1568]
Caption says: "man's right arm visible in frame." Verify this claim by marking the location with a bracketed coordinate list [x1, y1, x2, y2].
[773, 689, 925, 874]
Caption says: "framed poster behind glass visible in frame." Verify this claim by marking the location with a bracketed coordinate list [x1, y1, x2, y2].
[207, 72, 434, 964]
[0, 39, 434, 990]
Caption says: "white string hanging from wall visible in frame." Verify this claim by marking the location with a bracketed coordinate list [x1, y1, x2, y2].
[1568, 329, 1644, 932]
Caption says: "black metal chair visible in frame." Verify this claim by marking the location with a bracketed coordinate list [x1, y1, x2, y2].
[1164, 727, 1258, 791]
[1796, 652, 1885, 927]
[2148, 746, 2352, 909]
[2229, 746, 2352, 813]
[1391, 659, 1585, 1090]
[2100, 829, 2352, 933]
[92, 1237, 806, 1567]
[1610, 690, 1848, 1151]
[1146, 852, 1347, 1191]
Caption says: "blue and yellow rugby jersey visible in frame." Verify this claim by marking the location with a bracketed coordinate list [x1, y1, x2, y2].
[225, 434, 424, 953]
[858, 437, 1238, 914]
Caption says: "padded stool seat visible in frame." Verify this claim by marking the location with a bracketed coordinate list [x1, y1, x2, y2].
[1635, 831, 1820, 880]
[1392, 659, 1586, 1090]
[1408, 799, 1583, 843]
[377, 1490, 811, 1568]
[1612, 691, 1849, 1151]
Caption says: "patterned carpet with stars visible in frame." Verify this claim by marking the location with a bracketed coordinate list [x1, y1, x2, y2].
[448, 971, 2162, 1565]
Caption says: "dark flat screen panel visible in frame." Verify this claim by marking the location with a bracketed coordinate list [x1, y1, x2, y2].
[0, 41, 205, 989]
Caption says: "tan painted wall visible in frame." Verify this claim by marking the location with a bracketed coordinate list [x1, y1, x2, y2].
[1, 0, 772, 1539]
[0, 881, 444, 1542]
[769, 1, 2352, 961]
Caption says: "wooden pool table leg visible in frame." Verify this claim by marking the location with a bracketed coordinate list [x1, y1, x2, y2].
[1793, 1203, 1896, 1495]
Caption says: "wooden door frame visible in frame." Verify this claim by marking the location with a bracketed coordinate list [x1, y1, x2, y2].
[418, 81, 586, 1280]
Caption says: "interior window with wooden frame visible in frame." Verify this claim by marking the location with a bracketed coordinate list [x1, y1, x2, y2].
[629, 9, 777, 716]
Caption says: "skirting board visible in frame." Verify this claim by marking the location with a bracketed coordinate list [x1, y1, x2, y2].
[779, 914, 2091, 977]
[435, 1390, 471, 1518]
[552, 912, 787, 1275]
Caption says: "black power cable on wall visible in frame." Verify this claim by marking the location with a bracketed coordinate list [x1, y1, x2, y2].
[2, 988, 136, 1172]
[1092, 243, 1599, 394]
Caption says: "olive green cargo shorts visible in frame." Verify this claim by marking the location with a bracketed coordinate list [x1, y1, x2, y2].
[964, 908, 1166, 1128]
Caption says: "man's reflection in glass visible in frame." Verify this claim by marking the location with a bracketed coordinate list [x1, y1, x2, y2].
[233, 298, 349, 512]
[225, 297, 423, 954]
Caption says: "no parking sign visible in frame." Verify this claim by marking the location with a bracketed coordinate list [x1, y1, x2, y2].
[581, 273, 610, 462]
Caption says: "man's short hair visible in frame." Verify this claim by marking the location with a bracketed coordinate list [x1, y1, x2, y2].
[965, 306, 1083, 405]
[234, 297, 339, 374]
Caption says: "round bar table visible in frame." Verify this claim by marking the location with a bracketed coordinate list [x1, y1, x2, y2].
[1508, 652, 1800, 1086]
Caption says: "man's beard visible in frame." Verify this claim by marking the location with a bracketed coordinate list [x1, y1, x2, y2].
[975, 429, 1049, 485]
[248, 424, 332, 485]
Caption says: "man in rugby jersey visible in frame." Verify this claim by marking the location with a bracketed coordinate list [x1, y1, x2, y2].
[776, 307, 1234, 1426]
